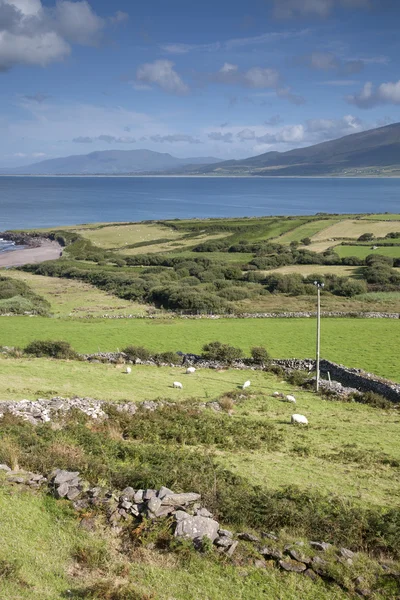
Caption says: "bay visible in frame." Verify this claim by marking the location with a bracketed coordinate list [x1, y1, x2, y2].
[0, 176, 399, 231]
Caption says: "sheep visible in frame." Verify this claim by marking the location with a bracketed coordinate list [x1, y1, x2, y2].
[173, 382, 183, 389]
[125, 367, 132, 374]
[284, 394, 296, 403]
[186, 367, 196, 374]
[242, 380, 251, 390]
[291, 414, 308, 425]
[272, 391, 284, 398]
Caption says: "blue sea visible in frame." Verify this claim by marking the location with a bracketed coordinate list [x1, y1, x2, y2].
[0, 176, 399, 232]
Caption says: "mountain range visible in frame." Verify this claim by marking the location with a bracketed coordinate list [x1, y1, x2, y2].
[1, 150, 221, 175]
[2, 122, 400, 176]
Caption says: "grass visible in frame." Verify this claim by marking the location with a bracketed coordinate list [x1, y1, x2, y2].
[266, 265, 360, 277]
[277, 220, 340, 244]
[0, 317, 399, 380]
[162, 251, 255, 263]
[0, 486, 86, 599]
[2, 270, 147, 317]
[335, 245, 400, 259]
[311, 219, 400, 241]
[74, 223, 184, 249]
[360, 214, 400, 220]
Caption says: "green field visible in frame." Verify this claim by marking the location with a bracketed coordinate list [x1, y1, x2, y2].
[0, 317, 399, 380]
[335, 245, 400, 259]
[277, 219, 340, 244]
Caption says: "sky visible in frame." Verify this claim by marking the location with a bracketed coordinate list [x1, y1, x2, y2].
[1, 0, 400, 167]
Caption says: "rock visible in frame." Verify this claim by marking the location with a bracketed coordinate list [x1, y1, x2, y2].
[340, 547, 355, 559]
[174, 514, 220, 542]
[287, 549, 312, 565]
[79, 517, 97, 531]
[226, 541, 238, 557]
[254, 559, 266, 569]
[147, 496, 162, 515]
[154, 505, 175, 518]
[54, 470, 80, 485]
[310, 541, 332, 551]
[120, 487, 135, 501]
[120, 500, 133, 510]
[143, 489, 157, 501]
[66, 487, 81, 501]
[161, 492, 201, 506]
[262, 532, 278, 541]
[238, 532, 259, 543]
[56, 482, 70, 498]
[158, 486, 174, 499]
[0, 464, 11, 472]
[174, 510, 189, 521]
[7, 476, 25, 484]
[279, 559, 307, 573]
[355, 588, 371, 598]
[218, 529, 233, 538]
[261, 547, 283, 560]
[215, 536, 233, 548]
[134, 490, 144, 503]
[195, 507, 213, 518]
[304, 568, 319, 581]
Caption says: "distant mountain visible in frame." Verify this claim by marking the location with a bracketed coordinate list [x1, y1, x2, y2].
[182, 122, 400, 177]
[1, 149, 222, 175]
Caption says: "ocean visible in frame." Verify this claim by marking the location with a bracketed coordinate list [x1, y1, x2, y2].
[1, 176, 399, 232]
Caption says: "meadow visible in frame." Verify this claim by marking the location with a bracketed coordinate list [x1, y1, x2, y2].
[0, 316, 399, 380]
[336, 245, 400, 259]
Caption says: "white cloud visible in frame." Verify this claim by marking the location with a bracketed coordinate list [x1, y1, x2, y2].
[110, 10, 129, 24]
[347, 80, 400, 108]
[208, 132, 233, 143]
[0, 0, 123, 71]
[212, 63, 303, 104]
[136, 59, 189, 94]
[273, 0, 370, 18]
[148, 134, 201, 144]
[54, 0, 104, 46]
[73, 134, 137, 144]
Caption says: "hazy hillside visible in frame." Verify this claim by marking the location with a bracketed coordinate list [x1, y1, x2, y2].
[1, 150, 221, 175]
[187, 122, 400, 176]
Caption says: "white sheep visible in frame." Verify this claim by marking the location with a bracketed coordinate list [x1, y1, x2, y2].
[125, 367, 132, 374]
[291, 414, 308, 425]
[284, 395, 296, 403]
[242, 380, 251, 390]
[186, 367, 196, 374]
[173, 382, 183, 389]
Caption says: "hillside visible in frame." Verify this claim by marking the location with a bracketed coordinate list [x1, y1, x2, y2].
[185, 122, 400, 176]
[1, 150, 221, 175]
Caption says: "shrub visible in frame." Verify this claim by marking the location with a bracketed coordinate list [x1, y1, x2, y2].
[250, 346, 270, 365]
[300, 237, 312, 245]
[122, 346, 151, 362]
[358, 233, 374, 241]
[153, 351, 182, 365]
[202, 341, 243, 363]
[351, 391, 393, 409]
[24, 340, 78, 360]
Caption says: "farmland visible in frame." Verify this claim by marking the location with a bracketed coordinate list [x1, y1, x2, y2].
[0, 316, 399, 380]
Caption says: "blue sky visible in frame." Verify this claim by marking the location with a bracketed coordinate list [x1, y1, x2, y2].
[1, 0, 400, 166]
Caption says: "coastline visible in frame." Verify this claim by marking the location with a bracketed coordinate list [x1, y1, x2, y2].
[0, 239, 62, 268]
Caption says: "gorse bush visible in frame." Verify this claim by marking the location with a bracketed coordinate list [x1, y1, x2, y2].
[250, 346, 270, 364]
[24, 340, 78, 360]
[202, 341, 243, 363]
[122, 346, 152, 362]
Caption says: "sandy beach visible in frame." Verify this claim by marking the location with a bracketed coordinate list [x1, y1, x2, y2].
[0, 239, 62, 268]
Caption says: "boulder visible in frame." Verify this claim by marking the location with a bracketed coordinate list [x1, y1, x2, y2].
[287, 549, 312, 565]
[310, 541, 332, 551]
[279, 559, 307, 573]
[238, 532, 259, 542]
[261, 547, 283, 560]
[161, 492, 201, 506]
[174, 514, 220, 542]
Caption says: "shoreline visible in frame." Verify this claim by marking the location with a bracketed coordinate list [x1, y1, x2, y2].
[0, 239, 62, 268]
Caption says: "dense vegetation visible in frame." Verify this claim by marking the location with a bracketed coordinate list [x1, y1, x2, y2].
[0, 275, 50, 315]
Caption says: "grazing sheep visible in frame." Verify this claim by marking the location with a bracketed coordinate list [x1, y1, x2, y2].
[173, 382, 183, 389]
[242, 380, 251, 390]
[125, 367, 132, 374]
[186, 367, 196, 374]
[291, 414, 308, 425]
[285, 395, 296, 403]
[272, 391, 284, 398]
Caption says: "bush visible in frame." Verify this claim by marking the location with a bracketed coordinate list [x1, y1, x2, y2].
[202, 341, 243, 363]
[24, 340, 78, 359]
[153, 351, 182, 365]
[250, 346, 270, 365]
[358, 233, 374, 241]
[300, 237, 311, 245]
[351, 391, 393, 409]
[122, 346, 151, 362]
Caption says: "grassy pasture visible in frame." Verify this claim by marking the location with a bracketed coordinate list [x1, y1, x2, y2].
[360, 213, 400, 220]
[277, 219, 340, 244]
[1, 358, 399, 508]
[266, 265, 360, 277]
[74, 223, 184, 249]
[0, 317, 399, 379]
[311, 219, 400, 241]
[2, 270, 147, 317]
[335, 245, 400, 259]
[163, 250, 255, 263]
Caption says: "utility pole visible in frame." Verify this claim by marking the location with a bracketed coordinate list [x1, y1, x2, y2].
[314, 281, 324, 392]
